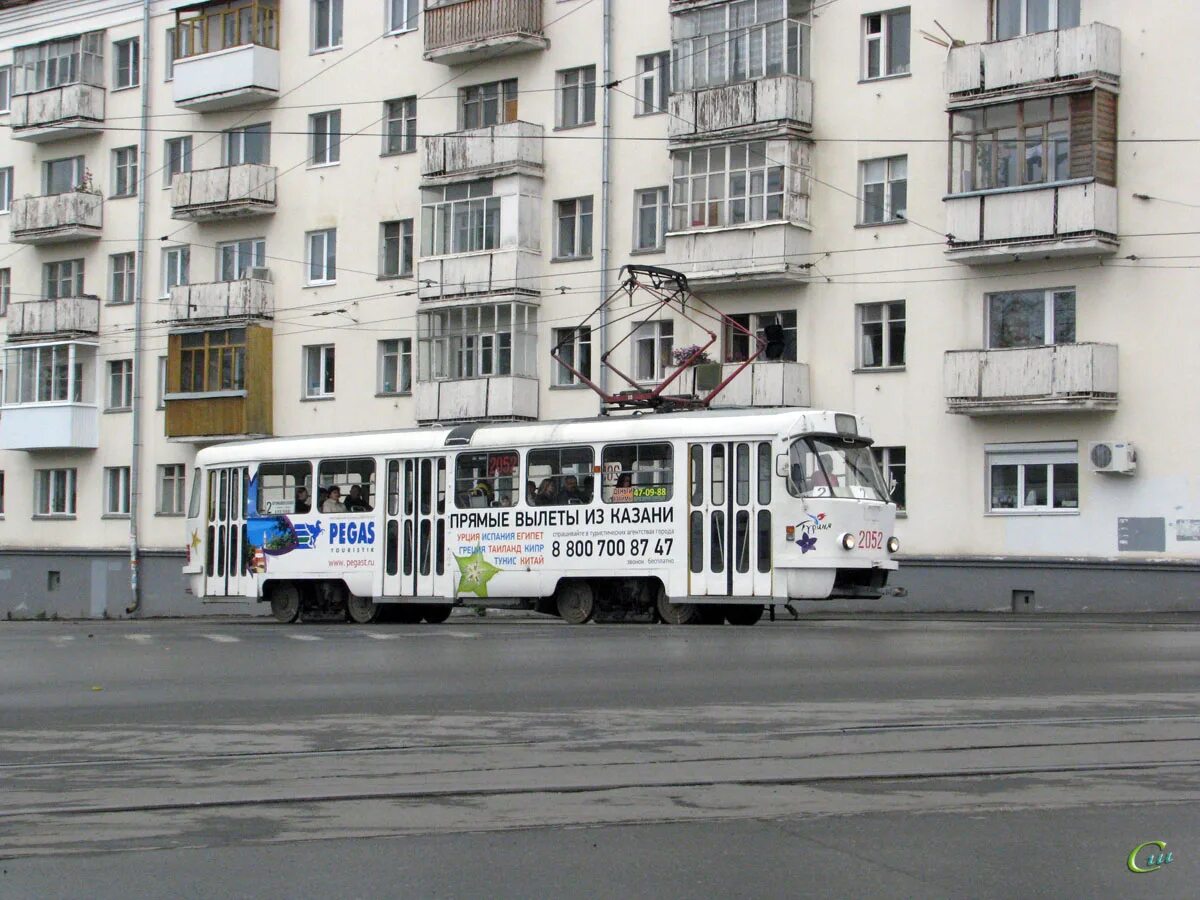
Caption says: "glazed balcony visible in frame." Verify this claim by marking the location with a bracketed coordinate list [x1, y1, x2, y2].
[11, 192, 103, 245]
[421, 121, 543, 180]
[164, 323, 273, 441]
[414, 375, 538, 423]
[9, 84, 105, 143]
[172, 1, 280, 111]
[424, 0, 548, 65]
[944, 343, 1118, 415]
[5, 297, 100, 340]
[946, 23, 1120, 101]
[0, 341, 98, 451]
[668, 74, 812, 143]
[168, 275, 274, 323]
[690, 361, 811, 409]
[171, 164, 277, 221]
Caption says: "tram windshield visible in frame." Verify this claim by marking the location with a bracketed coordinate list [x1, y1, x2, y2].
[787, 436, 889, 502]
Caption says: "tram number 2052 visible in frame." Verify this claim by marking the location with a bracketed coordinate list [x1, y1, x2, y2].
[551, 538, 673, 559]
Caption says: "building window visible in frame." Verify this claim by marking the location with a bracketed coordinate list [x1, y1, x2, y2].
[164, 28, 175, 81]
[987, 289, 1075, 348]
[112, 146, 138, 198]
[421, 180, 501, 255]
[378, 338, 412, 395]
[636, 52, 669, 115]
[162, 246, 190, 297]
[418, 301, 538, 381]
[634, 187, 668, 252]
[109, 252, 136, 305]
[863, 9, 910, 79]
[156, 355, 167, 408]
[157, 464, 187, 515]
[224, 123, 271, 165]
[0, 66, 11, 112]
[13, 32, 104, 94]
[309, 111, 341, 166]
[306, 229, 337, 284]
[553, 326, 591, 386]
[873, 446, 906, 511]
[0, 167, 11, 212]
[113, 37, 140, 89]
[555, 197, 593, 259]
[380, 220, 414, 277]
[34, 469, 76, 517]
[44, 259, 85, 299]
[558, 65, 596, 128]
[43, 156, 84, 195]
[987, 442, 1078, 512]
[164, 136, 192, 187]
[460, 79, 517, 129]
[633, 320, 674, 382]
[180, 329, 246, 393]
[108, 358, 133, 410]
[304, 344, 336, 398]
[10, 344, 86, 403]
[0, 269, 10, 316]
[951, 98, 1072, 193]
[388, 0, 419, 35]
[857, 301, 905, 369]
[725, 310, 797, 363]
[312, 0, 343, 52]
[104, 466, 131, 516]
[994, 0, 1079, 40]
[860, 156, 906, 224]
[672, 1, 809, 91]
[671, 141, 785, 230]
[217, 238, 265, 281]
[383, 97, 416, 155]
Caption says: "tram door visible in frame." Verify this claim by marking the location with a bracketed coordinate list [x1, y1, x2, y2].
[383, 457, 447, 599]
[687, 442, 773, 597]
[204, 466, 249, 597]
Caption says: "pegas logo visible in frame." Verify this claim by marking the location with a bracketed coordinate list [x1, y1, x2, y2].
[328, 519, 376, 546]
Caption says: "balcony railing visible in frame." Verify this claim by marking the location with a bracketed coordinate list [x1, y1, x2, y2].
[421, 121, 543, 179]
[691, 361, 811, 409]
[11, 192, 103, 245]
[668, 74, 812, 142]
[664, 221, 812, 289]
[9, 84, 105, 142]
[946, 23, 1120, 99]
[945, 181, 1118, 264]
[171, 164, 277, 220]
[424, 0, 547, 65]
[944, 343, 1118, 415]
[169, 276, 274, 323]
[414, 375, 538, 423]
[0, 403, 99, 451]
[5, 298, 100, 340]
[418, 249, 541, 300]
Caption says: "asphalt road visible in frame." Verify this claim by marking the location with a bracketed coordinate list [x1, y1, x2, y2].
[1, 614, 1198, 899]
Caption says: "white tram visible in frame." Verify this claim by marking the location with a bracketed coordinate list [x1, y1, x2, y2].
[185, 408, 899, 625]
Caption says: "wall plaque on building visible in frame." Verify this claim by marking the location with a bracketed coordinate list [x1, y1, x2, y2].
[1118, 517, 1166, 552]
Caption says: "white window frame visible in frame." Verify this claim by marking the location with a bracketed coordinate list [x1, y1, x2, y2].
[304, 344, 336, 398]
[725, 310, 798, 363]
[164, 28, 175, 81]
[418, 301, 537, 381]
[421, 181, 501, 256]
[306, 229, 337, 285]
[633, 187, 668, 252]
[109, 252, 136, 305]
[859, 155, 907, 224]
[986, 287, 1076, 349]
[217, 238, 265, 282]
[993, 0, 1080, 40]
[111, 146, 138, 198]
[377, 338, 413, 395]
[44, 155, 84, 196]
[163, 136, 192, 187]
[557, 66, 597, 128]
[553, 326, 591, 387]
[311, 0, 344, 52]
[0, 166, 11, 213]
[34, 468, 76, 517]
[380, 220, 413, 278]
[872, 446, 906, 512]
[862, 8, 911, 80]
[156, 463, 187, 516]
[635, 52, 669, 115]
[388, 0, 418, 34]
[383, 97, 416, 155]
[856, 300, 906, 369]
[460, 79, 518, 129]
[0, 268, 10, 317]
[44, 259, 85, 299]
[986, 442, 1079, 514]
[156, 355, 167, 409]
[0, 65, 11, 113]
[224, 123, 270, 166]
[104, 466, 131, 517]
[672, 2, 810, 92]
[309, 110, 341, 166]
[108, 358, 133, 410]
[633, 320, 674, 382]
[670, 141, 787, 231]
[555, 196, 594, 259]
[113, 36, 140, 89]
[162, 245, 190, 298]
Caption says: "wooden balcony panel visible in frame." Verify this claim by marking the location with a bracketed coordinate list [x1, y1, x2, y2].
[9, 84, 105, 142]
[944, 343, 1119, 415]
[172, 164, 278, 221]
[6, 297, 100, 339]
[424, 0, 547, 64]
[11, 192, 103, 244]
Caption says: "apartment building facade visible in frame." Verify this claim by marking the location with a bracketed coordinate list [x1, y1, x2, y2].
[0, 0, 1196, 617]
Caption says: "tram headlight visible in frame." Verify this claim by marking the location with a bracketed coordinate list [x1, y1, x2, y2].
[887, 536, 900, 553]
[840, 533, 856, 551]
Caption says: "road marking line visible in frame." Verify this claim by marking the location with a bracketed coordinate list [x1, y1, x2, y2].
[125, 634, 153, 643]
[439, 630, 481, 639]
[48, 635, 76, 644]
[364, 633, 400, 640]
[202, 634, 240, 643]
[287, 634, 322, 641]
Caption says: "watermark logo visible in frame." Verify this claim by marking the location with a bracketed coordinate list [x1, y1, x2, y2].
[1127, 841, 1173, 874]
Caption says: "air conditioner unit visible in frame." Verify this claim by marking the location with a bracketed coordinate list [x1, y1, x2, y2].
[245, 267, 272, 282]
[1089, 441, 1136, 475]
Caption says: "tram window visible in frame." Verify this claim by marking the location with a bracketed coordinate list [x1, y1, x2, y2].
[710, 510, 725, 571]
[757, 510, 772, 573]
[689, 510, 703, 574]
[602, 443, 672, 503]
[735, 510, 750, 573]
[189, 470, 202, 519]
[757, 443, 772, 505]
[256, 461, 313, 515]
[736, 443, 750, 506]
[527, 446, 594, 506]
[455, 451, 519, 508]
[689, 445, 703, 506]
[437, 459, 447, 514]
[404, 460, 414, 516]
[711, 445, 725, 506]
[317, 458, 377, 513]
[387, 460, 400, 517]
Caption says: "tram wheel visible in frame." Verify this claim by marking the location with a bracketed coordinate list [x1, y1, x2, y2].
[346, 595, 380, 624]
[556, 582, 595, 625]
[724, 604, 765, 626]
[268, 583, 302, 624]
[655, 588, 702, 626]
[420, 604, 453, 625]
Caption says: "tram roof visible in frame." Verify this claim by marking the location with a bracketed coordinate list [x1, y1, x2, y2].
[194, 408, 866, 466]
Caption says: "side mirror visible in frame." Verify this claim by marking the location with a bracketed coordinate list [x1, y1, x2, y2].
[776, 454, 790, 477]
